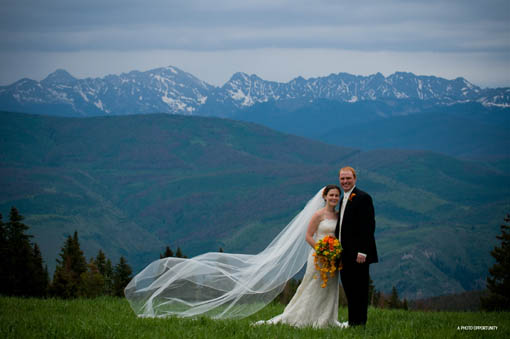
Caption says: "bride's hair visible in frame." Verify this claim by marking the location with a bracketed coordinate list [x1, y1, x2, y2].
[323, 184, 341, 197]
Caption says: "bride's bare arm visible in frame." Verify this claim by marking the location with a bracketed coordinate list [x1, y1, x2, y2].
[306, 212, 322, 248]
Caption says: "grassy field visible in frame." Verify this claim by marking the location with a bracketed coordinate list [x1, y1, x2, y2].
[1, 297, 508, 338]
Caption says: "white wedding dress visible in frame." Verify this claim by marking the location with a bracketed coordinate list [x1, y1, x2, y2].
[254, 218, 342, 328]
[125, 187, 344, 327]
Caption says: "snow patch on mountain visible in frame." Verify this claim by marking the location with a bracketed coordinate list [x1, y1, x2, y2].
[94, 100, 104, 111]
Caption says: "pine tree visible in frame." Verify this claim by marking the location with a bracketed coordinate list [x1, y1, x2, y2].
[31, 243, 49, 297]
[387, 286, 401, 309]
[0, 208, 49, 297]
[0, 212, 4, 243]
[160, 246, 174, 258]
[103, 258, 114, 296]
[95, 249, 107, 276]
[51, 231, 87, 298]
[94, 250, 115, 296]
[80, 258, 105, 298]
[52, 262, 77, 298]
[4, 207, 36, 296]
[44, 265, 49, 289]
[402, 298, 409, 310]
[482, 215, 510, 311]
[51, 237, 78, 298]
[71, 231, 87, 276]
[0, 213, 6, 295]
[219, 247, 224, 253]
[112, 256, 133, 297]
[175, 247, 184, 258]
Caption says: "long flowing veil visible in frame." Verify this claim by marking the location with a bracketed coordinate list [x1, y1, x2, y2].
[124, 187, 326, 319]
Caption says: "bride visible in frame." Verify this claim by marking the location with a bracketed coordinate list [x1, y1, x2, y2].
[125, 185, 346, 328]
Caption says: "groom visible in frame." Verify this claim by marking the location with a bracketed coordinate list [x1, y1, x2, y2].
[335, 166, 378, 326]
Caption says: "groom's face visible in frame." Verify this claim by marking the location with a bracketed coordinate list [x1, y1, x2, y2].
[339, 169, 356, 192]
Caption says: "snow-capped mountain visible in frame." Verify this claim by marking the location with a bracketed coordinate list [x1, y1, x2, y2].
[214, 71, 508, 109]
[0, 66, 212, 116]
[0, 66, 508, 117]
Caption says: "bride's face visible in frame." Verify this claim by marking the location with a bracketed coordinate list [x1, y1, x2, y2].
[324, 189, 340, 207]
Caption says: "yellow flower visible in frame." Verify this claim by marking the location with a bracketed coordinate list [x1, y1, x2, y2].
[313, 235, 343, 287]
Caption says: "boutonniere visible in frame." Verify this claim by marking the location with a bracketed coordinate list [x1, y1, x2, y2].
[348, 193, 356, 201]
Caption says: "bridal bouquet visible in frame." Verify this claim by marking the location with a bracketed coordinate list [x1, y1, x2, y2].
[312, 235, 342, 288]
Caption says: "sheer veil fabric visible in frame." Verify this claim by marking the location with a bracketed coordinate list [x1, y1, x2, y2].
[125, 187, 327, 319]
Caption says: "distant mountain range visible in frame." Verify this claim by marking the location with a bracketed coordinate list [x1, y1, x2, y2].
[1, 66, 509, 118]
[2, 111, 510, 299]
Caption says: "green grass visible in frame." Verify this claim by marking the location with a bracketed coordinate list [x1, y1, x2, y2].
[1, 297, 508, 338]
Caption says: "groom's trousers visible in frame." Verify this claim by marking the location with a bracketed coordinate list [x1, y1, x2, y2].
[340, 262, 369, 326]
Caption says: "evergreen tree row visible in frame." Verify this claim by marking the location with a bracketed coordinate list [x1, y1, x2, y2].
[0, 207, 133, 299]
[160, 245, 187, 259]
[51, 231, 133, 298]
[0, 207, 49, 297]
[4, 206, 508, 311]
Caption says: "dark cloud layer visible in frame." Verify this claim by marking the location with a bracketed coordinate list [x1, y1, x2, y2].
[2, 0, 508, 53]
[0, 0, 509, 87]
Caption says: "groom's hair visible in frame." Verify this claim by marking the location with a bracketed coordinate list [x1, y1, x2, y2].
[339, 166, 357, 178]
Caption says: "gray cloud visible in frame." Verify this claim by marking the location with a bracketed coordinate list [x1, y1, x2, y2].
[0, 0, 509, 87]
[2, 0, 508, 52]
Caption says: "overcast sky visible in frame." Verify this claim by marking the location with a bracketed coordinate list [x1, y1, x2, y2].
[1, 0, 509, 88]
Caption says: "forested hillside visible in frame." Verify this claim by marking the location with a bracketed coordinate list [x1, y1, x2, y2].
[1, 111, 509, 298]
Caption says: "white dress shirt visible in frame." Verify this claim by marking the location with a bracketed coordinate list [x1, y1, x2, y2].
[339, 186, 355, 241]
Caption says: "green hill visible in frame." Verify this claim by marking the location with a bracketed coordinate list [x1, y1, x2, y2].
[1, 111, 508, 299]
[237, 100, 510, 161]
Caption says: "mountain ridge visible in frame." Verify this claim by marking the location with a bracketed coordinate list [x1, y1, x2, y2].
[1, 66, 508, 118]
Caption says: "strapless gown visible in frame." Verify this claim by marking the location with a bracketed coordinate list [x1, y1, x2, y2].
[255, 218, 345, 328]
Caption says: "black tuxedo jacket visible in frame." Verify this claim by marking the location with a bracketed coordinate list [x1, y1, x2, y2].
[335, 187, 378, 265]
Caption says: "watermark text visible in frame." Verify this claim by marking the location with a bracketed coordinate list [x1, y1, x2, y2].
[457, 325, 498, 331]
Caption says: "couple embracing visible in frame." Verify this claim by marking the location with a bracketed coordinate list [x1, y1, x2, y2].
[125, 166, 378, 328]
[255, 166, 378, 327]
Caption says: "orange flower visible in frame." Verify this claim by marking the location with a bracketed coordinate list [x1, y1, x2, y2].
[313, 235, 343, 287]
[348, 193, 356, 201]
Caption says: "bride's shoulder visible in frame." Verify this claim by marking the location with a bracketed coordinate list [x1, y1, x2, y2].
[312, 208, 327, 220]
